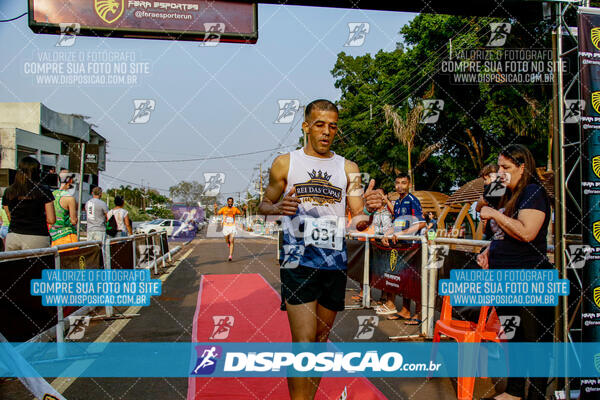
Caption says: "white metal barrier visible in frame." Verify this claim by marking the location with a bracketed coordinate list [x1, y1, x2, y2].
[0, 231, 182, 343]
[348, 233, 493, 339]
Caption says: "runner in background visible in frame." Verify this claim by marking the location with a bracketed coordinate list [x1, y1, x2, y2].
[49, 171, 78, 248]
[217, 197, 243, 261]
[258, 99, 383, 400]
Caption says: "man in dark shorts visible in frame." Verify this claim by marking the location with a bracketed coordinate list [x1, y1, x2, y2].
[259, 99, 383, 400]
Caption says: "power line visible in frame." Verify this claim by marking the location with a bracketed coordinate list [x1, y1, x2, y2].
[107, 145, 296, 163]
[100, 172, 170, 192]
[0, 12, 27, 22]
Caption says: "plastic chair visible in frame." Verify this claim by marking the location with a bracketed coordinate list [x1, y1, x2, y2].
[431, 296, 504, 400]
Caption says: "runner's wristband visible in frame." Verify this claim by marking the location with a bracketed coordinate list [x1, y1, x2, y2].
[363, 206, 374, 216]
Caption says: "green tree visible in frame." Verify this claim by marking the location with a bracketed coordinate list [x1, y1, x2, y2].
[331, 13, 553, 192]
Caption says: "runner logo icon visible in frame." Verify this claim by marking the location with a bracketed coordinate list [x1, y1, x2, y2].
[57, 23, 80, 47]
[487, 22, 511, 47]
[498, 315, 521, 340]
[567, 245, 590, 269]
[420, 100, 444, 124]
[345, 23, 370, 47]
[275, 100, 300, 124]
[130, 99, 155, 124]
[564, 100, 584, 123]
[192, 345, 222, 375]
[354, 316, 379, 340]
[203, 173, 226, 196]
[209, 316, 234, 340]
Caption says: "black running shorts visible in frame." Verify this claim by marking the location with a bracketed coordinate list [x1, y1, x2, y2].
[280, 265, 347, 312]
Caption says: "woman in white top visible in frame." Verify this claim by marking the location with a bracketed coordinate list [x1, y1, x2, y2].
[108, 196, 132, 237]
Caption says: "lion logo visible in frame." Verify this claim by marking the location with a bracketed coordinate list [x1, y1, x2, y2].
[593, 156, 600, 179]
[592, 27, 600, 51]
[594, 287, 600, 309]
[594, 353, 600, 375]
[43, 395, 59, 400]
[594, 221, 600, 244]
[592, 91, 600, 115]
[78, 255, 86, 269]
[95, 0, 124, 24]
[389, 249, 398, 272]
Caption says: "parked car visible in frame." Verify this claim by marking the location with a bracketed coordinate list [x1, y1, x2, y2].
[136, 219, 182, 236]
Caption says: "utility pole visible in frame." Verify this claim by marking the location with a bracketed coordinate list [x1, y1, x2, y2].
[76, 142, 85, 240]
[259, 163, 263, 203]
[301, 105, 307, 148]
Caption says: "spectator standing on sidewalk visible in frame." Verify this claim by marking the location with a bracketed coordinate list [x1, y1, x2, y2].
[85, 187, 108, 242]
[107, 196, 133, 237]
[1, 156, 56, 251]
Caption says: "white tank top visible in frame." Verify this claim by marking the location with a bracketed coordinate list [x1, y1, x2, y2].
[284, 149, 347, 218]
[280, 148, 348, 270]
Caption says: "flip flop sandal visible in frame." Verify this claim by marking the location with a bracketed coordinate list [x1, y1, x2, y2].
[403, 318, 423, 326]
[351, 295, 363, 301]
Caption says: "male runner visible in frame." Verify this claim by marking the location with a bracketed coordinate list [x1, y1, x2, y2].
[258, 99, 383, 400]
[217, 197, 243, 261]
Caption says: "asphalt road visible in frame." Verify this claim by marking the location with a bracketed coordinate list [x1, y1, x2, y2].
[1, 235, 503, 399]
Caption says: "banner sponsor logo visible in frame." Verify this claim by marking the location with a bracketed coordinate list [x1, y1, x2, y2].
[592, 91, 600, 115]
[593, 221, 600, 243]
[95, 0, 125, 24]
[594, 353, 600, 375]
[592, 27, 600, 50]
[593, 156, 600, 178]
[594, 287, 600, 309]
[389, 249, 399, 272]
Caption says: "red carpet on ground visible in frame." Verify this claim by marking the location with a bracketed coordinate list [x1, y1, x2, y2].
[187, 273, 387, 400]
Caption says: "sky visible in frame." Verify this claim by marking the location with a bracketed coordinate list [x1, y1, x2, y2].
[0, 0, 416, 201]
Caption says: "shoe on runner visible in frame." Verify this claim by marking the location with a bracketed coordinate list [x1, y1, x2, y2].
[228, 256, 232, 262]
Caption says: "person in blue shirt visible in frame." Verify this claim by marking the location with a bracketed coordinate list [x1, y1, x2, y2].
[379, 172, 425, 323]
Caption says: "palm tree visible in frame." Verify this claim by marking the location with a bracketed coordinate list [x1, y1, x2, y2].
[383, 102, 423, 190]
